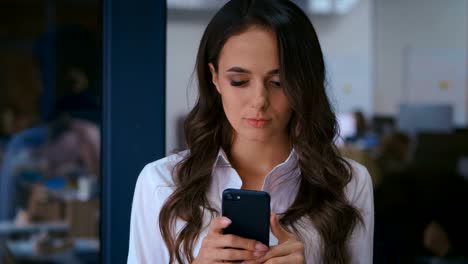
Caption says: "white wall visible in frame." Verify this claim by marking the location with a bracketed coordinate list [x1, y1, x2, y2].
[312, 0, 373, 115]
[166, 18, 208, 153]
[374, 0, 468, 121]
[166, 1, 374, 153]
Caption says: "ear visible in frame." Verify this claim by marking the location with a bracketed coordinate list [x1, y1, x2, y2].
[208, 63, 220, 93]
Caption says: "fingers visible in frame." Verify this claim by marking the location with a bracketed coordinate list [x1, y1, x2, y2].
[203, 232, 268, 251]
[255, 241, 304, 263]
[196, 217, 271, 264]
[270, 214, 291, 244]
[242, 216, 305, 264]
[263, 254, 304, 264]
[206, 217, 268, 251]
[198, 242, 266, 263]
[257, 243, 293, 262]
[208, 217, 232, 235]
[215, 248, 265, 261]
[216, 234, 268, 252]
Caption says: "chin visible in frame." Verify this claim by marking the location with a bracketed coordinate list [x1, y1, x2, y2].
[238, 130, 275, 143]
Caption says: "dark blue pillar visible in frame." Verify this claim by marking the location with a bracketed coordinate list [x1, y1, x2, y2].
[102, 0, 166, 262]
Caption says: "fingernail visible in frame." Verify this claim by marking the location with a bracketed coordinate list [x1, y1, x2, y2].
[221, 217, 231, 225]
[254, 250, 266, 257]
[255, 242, 268, 251]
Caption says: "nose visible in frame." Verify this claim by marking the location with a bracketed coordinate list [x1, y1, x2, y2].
[251, 81, 269, 110]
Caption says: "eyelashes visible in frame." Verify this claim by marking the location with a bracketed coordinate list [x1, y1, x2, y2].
[271, 81, 281, 87]
[230, 80, 247, 86]
[229, 80, 282, 87]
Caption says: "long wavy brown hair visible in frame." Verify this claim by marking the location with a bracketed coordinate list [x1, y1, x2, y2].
[159, 0, 362, 263]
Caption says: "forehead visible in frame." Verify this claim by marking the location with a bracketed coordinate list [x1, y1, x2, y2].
[218, 26, 279, 71]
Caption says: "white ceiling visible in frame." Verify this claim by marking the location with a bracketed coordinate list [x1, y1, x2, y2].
[167, 0, 361, 15]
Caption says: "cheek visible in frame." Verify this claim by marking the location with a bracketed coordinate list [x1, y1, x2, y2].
[220, 97, 245, 133]
[279, 107, 293, 126]
[218, 83, 248, 117]
[221, 94, 244, 122]
[271, 93, 292, 121]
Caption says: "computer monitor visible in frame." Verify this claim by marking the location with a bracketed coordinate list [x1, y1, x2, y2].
[372, 115, 395, 137]
[335, 112, 357, 146]
[397, 104, 453, 133]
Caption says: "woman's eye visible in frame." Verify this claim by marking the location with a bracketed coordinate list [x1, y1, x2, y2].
[271, 81, 281, 87]
[230, 80, 247, 86]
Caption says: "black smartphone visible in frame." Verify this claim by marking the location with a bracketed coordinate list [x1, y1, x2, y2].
[222, 188, 270, 246]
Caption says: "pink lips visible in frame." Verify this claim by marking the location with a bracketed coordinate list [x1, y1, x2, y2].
[246, 118, 270, 128]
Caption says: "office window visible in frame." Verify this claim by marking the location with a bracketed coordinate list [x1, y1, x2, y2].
[0, 1, 101, 263]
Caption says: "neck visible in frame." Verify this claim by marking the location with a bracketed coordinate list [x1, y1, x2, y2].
[228, 134, 292, 189]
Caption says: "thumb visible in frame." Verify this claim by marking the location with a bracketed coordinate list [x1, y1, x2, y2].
[270, 213, 290, 244]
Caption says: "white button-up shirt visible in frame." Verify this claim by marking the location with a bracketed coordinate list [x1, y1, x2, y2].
[128, 149, 374, 263]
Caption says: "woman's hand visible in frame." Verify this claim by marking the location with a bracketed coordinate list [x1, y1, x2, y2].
[193, 217, 269, 264]
[244, 214, 305, 264]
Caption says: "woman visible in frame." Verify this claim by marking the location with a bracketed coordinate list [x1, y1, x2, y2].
[128, 0, 373, 263]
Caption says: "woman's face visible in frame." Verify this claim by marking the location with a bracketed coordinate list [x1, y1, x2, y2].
[209, 27, 292, 143]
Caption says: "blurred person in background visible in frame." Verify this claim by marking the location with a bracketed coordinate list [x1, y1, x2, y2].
[0, 55, 42, 170]
[16, 116, 100, 224]
[49, 25, 101, 124]
[374, 131, 468, 263]
[338, 111, 382, 188]
[0, 25, 101, 222]
[0, 55, 43, 221]
[376, 131, 411, 178]
[345, 110, 379, 151]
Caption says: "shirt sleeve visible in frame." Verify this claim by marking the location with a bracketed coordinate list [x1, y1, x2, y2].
[348, 165, 375, 264]
[127, 165, 170, 263]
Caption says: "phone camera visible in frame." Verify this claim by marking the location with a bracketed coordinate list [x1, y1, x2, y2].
[225, 193, 233, 200]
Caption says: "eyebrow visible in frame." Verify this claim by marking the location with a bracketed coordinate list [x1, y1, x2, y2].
[226, 67, 279, 75]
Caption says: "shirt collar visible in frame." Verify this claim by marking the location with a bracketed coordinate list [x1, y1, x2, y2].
[210, 148, 301, 214]
[214, 148, 231, 167]
[213, 148, 301, 189]
[262, 149, 300, 194]
[214, 148, 298, 168]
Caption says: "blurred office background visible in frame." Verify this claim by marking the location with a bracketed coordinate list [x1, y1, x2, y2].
[0, 0, 467, 263]
[0, 0, 101, 263]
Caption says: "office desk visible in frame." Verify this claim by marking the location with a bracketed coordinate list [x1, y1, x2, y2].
[6, 238, 99, 263]
[0, 221, 68, 237]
